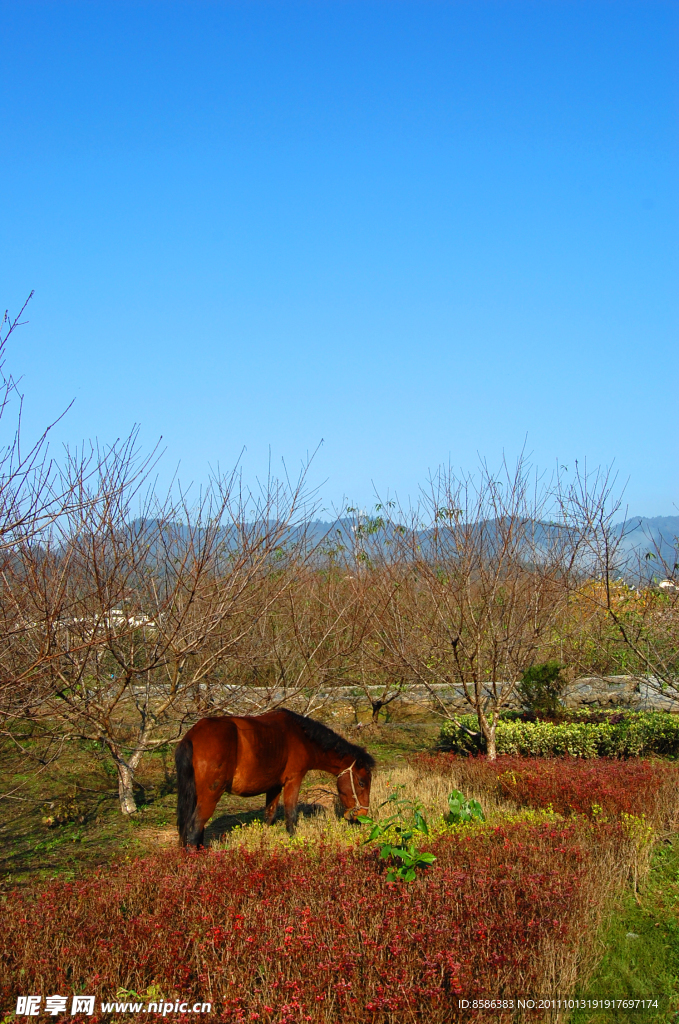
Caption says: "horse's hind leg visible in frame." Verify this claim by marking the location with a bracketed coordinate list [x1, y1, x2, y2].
[282, 777, 303, 835]
[264, 786, 282, 825]
[187, 778, 223, 848]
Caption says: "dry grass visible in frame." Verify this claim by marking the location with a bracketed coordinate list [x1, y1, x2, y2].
[207, 764, 543, 857]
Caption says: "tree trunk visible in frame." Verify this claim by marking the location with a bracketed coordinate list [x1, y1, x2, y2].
[371, 700, 383, 724]
[117, 762, 138, 816]
[486, 723, 497, 761]
[477, 709, 497, 761]
[107, 725, 153, 815]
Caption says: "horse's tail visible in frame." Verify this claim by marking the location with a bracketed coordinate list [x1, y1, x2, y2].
[175, 737, 197, 847]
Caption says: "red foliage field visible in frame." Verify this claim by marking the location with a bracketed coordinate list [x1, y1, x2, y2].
[416, 753, 679, 825]
[1, 818, 631, 1023]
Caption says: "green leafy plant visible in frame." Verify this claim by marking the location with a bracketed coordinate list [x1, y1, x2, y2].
[446, 789, 485, 825]
[358, 788, 436, 882]
[518, 660, 566, 714]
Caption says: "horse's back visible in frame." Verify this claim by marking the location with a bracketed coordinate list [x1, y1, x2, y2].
[184, 715, 240, 752]
[184, 712, 296, 797]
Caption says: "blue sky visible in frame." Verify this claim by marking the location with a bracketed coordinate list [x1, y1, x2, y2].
[1, 1, 677, 517]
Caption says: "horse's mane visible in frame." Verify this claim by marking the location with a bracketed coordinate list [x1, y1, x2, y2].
[281, 709, 375, 771]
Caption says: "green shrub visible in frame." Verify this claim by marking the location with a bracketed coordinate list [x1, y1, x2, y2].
[439, 710, 679, 758]
[518, 660, 566, 714]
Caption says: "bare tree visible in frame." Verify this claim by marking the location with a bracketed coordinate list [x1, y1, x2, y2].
[555, 466, 679, 696]
[0, 295, 102, 551]
[20, 444, 318, 814]
[215, 559, 369, 719]
[0, 296, 121, 796]
[339, 547, 412, 726]
[372, 459, 582, 758]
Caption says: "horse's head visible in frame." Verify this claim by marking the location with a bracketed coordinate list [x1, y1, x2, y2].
[336, 758, 373, 822]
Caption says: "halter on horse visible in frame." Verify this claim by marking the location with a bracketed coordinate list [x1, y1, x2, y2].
[336, 760, 370, 819]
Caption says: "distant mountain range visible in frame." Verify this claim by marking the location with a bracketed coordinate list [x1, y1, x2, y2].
[125, 514, 678, 581]
[613, 516, 679, 575]
[305, 514, 679, 578]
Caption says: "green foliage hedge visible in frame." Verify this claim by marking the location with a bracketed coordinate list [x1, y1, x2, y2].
[439, 710, 679, 758]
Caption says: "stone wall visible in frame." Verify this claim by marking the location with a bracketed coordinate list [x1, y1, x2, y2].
[337, 677, 679, 713]
[201, 677, 679, 716]
[562, 675, 679, 712]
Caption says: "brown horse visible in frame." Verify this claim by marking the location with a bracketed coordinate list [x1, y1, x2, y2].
[175, 708, 375, 848]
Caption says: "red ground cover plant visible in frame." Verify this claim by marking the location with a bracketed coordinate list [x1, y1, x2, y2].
[416, 753, 679, 824]
[1, 818, 632, 1023]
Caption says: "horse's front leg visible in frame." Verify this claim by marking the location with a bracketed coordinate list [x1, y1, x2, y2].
[282, 776, 303, 835]
[264, 785, 282, 825]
